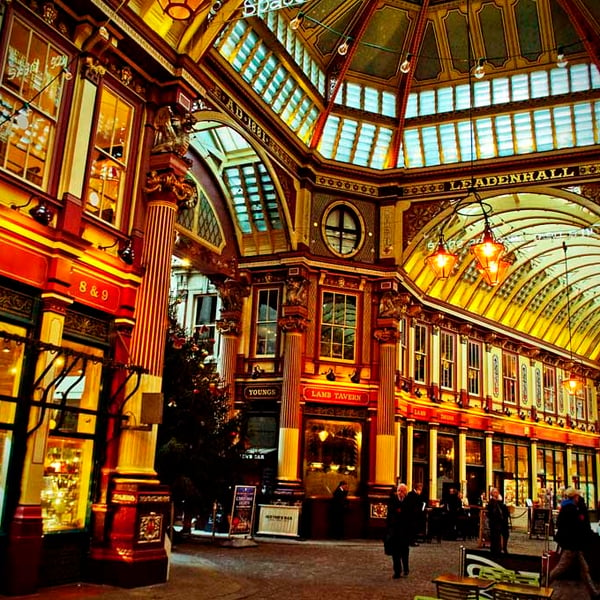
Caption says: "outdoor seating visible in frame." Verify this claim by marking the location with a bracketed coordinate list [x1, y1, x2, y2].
[435, 583, 481, 600]
[478, 565, 516, 583]
[491, 582, 553, 599]
[511, 572, 541, 586]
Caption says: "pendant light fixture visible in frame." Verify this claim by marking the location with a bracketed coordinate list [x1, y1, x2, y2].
[561, 242, 584, 392]
[425, 0, 508, 286]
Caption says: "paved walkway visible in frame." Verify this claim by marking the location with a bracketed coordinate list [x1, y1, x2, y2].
[4, 531, 596, 599]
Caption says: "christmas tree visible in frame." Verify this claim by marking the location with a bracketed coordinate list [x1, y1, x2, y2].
[156, 305, 246, 530]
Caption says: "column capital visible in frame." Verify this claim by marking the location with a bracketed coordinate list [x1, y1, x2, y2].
[213, 277, 250, 313]
[374, 326, 400, 344]
[278, 314, 308, 333]
[216, 316, 242, 336]
[144, 168, 196, 208]
[40, 292, 72, 315]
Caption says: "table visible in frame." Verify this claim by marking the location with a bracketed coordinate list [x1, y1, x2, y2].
[492, 582, 554, 599]
[433, 573, 495, 599]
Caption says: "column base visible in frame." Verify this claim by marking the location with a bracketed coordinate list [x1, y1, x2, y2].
[1, 505, 43, 596]
[87, 479, 171, 588]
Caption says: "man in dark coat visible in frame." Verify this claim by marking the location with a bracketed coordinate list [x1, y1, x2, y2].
[330, 481, 349, 539]
[550, 488, 600, 598]
[487, 487, 509, 555]
[385, 482, 412, 579]
[405, 482, 425, 546]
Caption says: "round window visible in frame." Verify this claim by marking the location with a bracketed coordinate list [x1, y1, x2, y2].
[322, 203, 364, 257]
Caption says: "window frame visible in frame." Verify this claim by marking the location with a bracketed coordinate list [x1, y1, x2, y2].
[321, 202, 365, 258]
[83, 75, 141, 229]
[319, 290, 358, 363]
[502, 352, 519, 406]
[467, 340, 482, 398]
[440, 329, 456, 390]
[254, 287, 281, 357]
[414, 322, 428, 384]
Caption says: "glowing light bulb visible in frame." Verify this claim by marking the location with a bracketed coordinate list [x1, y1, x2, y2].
[556, 48, 568, 68]
[473, 58, 485, 79]
[338, 40, 349, 56]
[400, 54, 412, 74]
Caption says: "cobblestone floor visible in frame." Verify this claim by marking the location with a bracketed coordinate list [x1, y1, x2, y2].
[6, 530, 596, 599]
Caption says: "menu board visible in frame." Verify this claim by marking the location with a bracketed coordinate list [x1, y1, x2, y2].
[530, 508, 551, 539]
[229, 485, 257, 536]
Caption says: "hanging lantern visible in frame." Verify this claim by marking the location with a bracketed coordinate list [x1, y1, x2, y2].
[562, 372, 584, 393]
[158, 0, 210, 20]
[425, 235, 458, 279]
[477, 256, 511, 287]
[471, 223, 505, 271]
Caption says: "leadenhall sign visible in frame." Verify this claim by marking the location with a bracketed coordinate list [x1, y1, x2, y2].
[446, 164, 600, 192]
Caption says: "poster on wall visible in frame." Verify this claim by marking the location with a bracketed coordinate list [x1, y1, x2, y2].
[229, 485, 257, 537]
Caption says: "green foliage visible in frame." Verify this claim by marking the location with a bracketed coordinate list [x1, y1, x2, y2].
[156, 310, 246, 519]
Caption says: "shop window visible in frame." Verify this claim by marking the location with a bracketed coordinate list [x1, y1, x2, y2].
[85, 86, 134, 226]
[322, 203, 363, 257]
[571, 450, 595, 509]
[319, 291, 356, 361]
[543, 365, 556, 413]
[0, 324, 26, 522]
[493, 439, 529, 506]
[437, 435, 456, 497]
[0, 17, 71, 188]
[440, 330, 455, 390]
[397, 317, 407, 376]
[303, 419, 361, 496]
[414, 323, 428, 383]
[41, 342, 103, 532]
[467, 341, 481, 397]
[502, 352, 518, 405]
[537, 446, 565, 508]
[255, 288, 279, 356]
[194, 293, 217, 359]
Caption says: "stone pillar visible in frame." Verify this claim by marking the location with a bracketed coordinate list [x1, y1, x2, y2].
[406, 419, 415, 489]
[89, 147, 195, 588]
[373, 324, 399, 487]
[214, 277, 250, 410]
[429, 424, 439, 501]
[458, 426, 467, 498]
[485, 431, 494, 494]
[275, 271, 309, 499]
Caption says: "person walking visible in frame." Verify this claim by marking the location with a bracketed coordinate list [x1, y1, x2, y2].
[487, 487, 509, 555]
[550, 487, 600, 599]
[385, 482, 412, 579]
[330, 481, 349, 539]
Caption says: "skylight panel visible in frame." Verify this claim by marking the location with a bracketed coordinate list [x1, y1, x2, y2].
[346, 82, 362, 109]
[319, 116, 340, 159]
[511, 73, 529, 101]
[550, 68, 569, 95]
[473, 80, 491, 107]
[404, 129, 424, 167]
[405, 94, 418, 118]
[570, 64, 591, 92]
[553, 105, 574, 147]
[364, 87, 379, 113]
[372, 127, 392, 169]
[533, 109, 554, 151]
[420, 90, 435, 116]
[422, 126, 440, 165]
[335, 119, 358, 162]
[381, 91, 396, 117]
[437, 88, 454, 113]
[591, 64, 600, 89]
[530, 71, 549, 99]
[573, 103, 594, 146]
[491, 78, 510, 104]
[495, 114, 514, 156]
[513, 112, 534, 154]
[455, 85, 471, 111]
[272, 77, 294, 112]
[439, 123, 459, 163]
[457, 120, 474, 162]
[354, 123, 376, 166]
[476, 118, 495, 158]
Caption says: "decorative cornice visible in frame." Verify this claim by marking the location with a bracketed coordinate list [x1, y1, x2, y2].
[278, 314, 308, 333]
[144, 170, 196, 208]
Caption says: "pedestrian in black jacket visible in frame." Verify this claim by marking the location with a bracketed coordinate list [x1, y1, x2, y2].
[550, 487, 600, 598]
[385, 483, 412, 579]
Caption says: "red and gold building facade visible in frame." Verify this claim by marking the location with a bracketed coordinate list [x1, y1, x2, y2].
[0, 0, 599, 594]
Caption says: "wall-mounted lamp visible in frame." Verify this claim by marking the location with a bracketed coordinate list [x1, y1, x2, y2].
[519, 411, 526, 420]
[290, 13, 303, 30]
[546, 417, 553, 425]
[556, 46, 568, 68]
[251, 365, 263, 379]
[99, 238, 135, 265]
[337, 38, 350, 56]
[349, 368, 361, 384]
[325, 368, 336, 381]
[414, 388, 422, 398]
[11, 196, 55, 226]
[503, 408, 512, 417]
[400, 53, 412, 74]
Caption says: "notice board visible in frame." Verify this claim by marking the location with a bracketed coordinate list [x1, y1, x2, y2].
[530, 508, 551, 539]
[229, 485, 257, 536]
